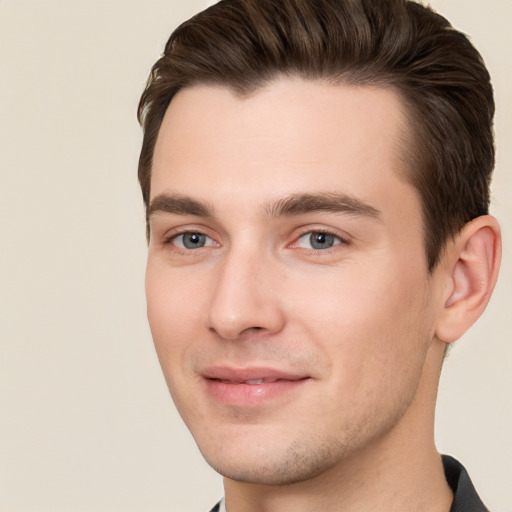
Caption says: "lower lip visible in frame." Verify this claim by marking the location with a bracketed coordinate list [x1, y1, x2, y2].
[205, 378, 309, 407]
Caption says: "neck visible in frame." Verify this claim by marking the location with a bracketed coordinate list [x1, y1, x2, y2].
[223, 340, 453, 512]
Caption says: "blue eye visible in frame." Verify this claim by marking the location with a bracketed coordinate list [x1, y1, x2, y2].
[173, 232, 214, 249]
[296, 231, 342, 250]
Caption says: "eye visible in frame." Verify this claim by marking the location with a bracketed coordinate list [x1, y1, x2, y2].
[295, 231, 344, 250]
[171, 232, 216, 250]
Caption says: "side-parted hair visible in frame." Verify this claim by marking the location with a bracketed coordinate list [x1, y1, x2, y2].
[138, 0, 495, 270]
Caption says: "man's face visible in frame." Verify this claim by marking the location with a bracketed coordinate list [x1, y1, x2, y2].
[146, 78, 443, 485]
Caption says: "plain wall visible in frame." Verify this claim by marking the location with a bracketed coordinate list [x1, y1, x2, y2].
[1, 1, 510, 511]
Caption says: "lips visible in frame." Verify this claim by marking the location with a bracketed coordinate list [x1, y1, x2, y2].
[215, 378, 280, 384]
[201, 367, 310, 407]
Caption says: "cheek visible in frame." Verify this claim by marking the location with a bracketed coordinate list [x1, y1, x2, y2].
[145, 265, 209, 422]
[145, 263, 202, 371]
[288, 261, 432, 385]
[288, 262, 411, 332]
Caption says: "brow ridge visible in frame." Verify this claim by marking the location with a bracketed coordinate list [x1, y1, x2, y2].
[265, 192, 381, 219]
[147, 193, 214, 221]
[147, 191, 381, 223]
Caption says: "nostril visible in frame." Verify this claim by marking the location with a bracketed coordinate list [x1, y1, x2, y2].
[244, 326, 264, 333]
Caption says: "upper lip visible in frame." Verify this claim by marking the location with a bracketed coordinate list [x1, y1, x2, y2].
[201, 366, 308, 383]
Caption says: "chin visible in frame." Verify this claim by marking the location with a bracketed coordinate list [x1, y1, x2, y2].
[198, 435, 348, 485]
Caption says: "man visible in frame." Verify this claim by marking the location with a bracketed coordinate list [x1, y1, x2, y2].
[137, 0, 501, 510]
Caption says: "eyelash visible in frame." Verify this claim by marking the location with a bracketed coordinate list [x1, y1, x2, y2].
[162, 228, 350, 254]
[291, 229, 349, 253]
[163, 230, 217, 253]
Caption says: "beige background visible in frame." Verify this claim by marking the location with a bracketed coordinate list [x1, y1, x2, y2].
[1, 1, 510, 511]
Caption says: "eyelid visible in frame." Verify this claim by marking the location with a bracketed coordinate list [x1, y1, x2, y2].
[162, 226, 220, 249]
[288, 227, 351, 251]
[172, 232, 216, 249]
[157, 224, 351, 253]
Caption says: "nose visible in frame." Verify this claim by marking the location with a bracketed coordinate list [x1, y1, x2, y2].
[205, 248, 286, 340]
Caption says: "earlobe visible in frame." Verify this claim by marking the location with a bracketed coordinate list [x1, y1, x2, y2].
[435, 215, 501, 343]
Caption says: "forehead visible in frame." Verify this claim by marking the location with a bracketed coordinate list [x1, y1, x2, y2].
[151, 78, 414, 212]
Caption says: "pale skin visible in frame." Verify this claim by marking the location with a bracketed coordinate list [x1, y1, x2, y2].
[145, 78, 501, 512]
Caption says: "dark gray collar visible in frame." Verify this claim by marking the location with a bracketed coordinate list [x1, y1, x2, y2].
[443, 455, 489, 512]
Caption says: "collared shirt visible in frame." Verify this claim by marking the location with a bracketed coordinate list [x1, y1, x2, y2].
[209, 498, 226, 512]
[209, 455, 489, 512]
[443, 455, 489, 512]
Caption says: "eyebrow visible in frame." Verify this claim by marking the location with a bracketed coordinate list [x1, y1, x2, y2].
[147, 191, 381, 222]
[264, 192, 382, 220]
[147, 194, 214, 221]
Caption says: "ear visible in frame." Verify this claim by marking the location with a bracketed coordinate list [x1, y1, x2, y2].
[435, 215, 502, 344]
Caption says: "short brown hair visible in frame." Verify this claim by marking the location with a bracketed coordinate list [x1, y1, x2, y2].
[138, 0, 495, 270]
